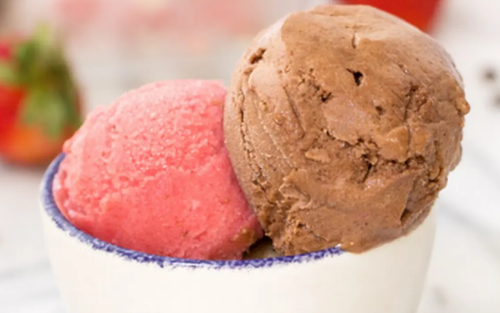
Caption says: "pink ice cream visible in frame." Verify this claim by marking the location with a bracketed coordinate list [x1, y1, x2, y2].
[53, 80, 263, 260]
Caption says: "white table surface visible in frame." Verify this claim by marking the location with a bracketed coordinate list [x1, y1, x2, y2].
[1, 0, 500, 312]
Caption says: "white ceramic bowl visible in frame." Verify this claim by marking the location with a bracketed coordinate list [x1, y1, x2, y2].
[40, 154, 436, 313]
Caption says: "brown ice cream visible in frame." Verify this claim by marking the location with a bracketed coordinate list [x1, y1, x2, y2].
[224, 5, 470, 255]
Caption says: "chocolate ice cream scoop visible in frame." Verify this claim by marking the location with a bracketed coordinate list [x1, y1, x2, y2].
[224, 5, 469, 254]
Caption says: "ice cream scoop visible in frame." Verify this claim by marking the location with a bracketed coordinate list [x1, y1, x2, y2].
[225, 5, 469, 255]
[53, 80, 262, 260]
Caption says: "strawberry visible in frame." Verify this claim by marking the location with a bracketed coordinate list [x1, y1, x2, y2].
[340, 0, 443, 32]
[0, 26, 82, 166]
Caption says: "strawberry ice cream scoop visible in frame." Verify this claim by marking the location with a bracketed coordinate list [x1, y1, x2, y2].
[53, 80, 263, 260]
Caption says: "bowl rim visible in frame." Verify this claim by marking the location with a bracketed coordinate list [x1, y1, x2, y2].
[41, 153, 344, 269]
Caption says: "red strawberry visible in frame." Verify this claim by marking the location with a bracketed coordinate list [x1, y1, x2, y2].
[340, 0, 443, 32]
[0, 43, 12, 59]
[0, 26, 82, 166]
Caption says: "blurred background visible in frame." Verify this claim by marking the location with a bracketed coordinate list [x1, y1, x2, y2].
[0, 0, 499, 312]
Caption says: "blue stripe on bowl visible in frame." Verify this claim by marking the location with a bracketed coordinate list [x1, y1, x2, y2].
[41, 153, 344, 269]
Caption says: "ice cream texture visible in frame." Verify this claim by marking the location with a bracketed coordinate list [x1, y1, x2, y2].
[54, 80, 262, 260]
[225, 5, 470, 255]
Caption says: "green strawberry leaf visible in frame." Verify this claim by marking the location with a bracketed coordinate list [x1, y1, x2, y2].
[21, 86, 71, 139]
[21, 87, 44, 125]
[15, 41, 38, 83]
[13, 24, 83, 138]
[0, 61, 19, 84]
[41, 94, 67, 138]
